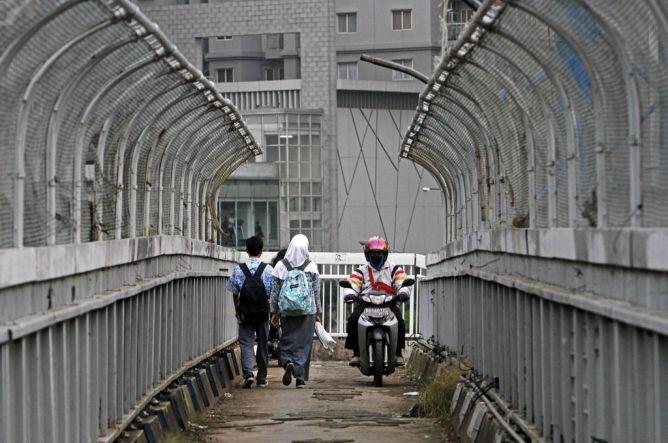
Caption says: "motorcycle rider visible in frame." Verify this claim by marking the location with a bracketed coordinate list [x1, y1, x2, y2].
[343, 236, 411, 367]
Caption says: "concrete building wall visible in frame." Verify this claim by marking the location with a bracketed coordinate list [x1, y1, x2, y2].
[137, 0, 339, 250]
[336, 108, 444, 253]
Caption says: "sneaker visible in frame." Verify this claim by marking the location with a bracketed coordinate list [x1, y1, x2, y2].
[256, 379, 268, 388]
[395, 356, 405, 366]
[296, 378, 306, 388]
[282, 362, 294, 386]
[349, 356, 360, 367]
[243, 376, 255, 389]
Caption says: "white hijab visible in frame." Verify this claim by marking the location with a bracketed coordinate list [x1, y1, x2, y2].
[272, 234, 319, 280]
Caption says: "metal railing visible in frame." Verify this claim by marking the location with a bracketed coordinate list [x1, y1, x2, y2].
[253, 252, 427, 337]
[0, 0, 259, 249]
[0, 236, 240, 442]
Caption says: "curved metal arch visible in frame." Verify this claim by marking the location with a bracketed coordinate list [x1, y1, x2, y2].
[195, 146, 253, 240]
[407, 147, 458, 242]
[0, 0, 89, 77]
[414, 127, 477, 233]
[437, 84, 501, 223]
[158, 111, 226, 234]
[126, 89, 201, 237]
[171, 119, 234, 235]
[454, 60, 536, 225]
[474, 43, 564, 227]
[45, 33, 142, 244]
[186, 135, 243, 239]
[13, 17, 118, 247]
[108, 73, 186, 238]
[426, 100, 494, 223]
[490, 28, 583, 227]
[568, 0, 642, 226]
[508, 0, 610, 226]
[205, 154, 253, 239]
[72, 54, 163, 242]
[144, 104, 213, 235]
[442, 64, 527, 225]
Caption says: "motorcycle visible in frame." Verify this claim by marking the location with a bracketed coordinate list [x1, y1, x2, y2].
[339, 278, 415, 387]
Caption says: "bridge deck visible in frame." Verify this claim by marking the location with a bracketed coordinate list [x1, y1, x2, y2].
[188, 360, 450, 442]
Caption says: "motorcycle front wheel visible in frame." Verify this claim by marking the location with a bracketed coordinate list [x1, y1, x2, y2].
[372, 340, 384, 387]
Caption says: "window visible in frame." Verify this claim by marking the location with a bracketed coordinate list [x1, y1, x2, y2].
[338, 62, 358, 80]
[392, 9, 412, 30]
[264, 67, 285, 81]
[267, 33, 284, 50]
[391, 59, 413, 80]
[217, 68, 233, 82]
[337, 12, 357, 33]
[215, 35, 232, 40]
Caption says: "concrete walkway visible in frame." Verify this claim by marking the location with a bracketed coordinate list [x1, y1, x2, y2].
[191, 360, 452, 442]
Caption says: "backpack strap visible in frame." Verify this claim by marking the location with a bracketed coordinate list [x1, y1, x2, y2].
[282, 258, 293, 272]
[240, 263, 253, 280]
[297, 259, 311, 271]
[253, 262, 267, 278]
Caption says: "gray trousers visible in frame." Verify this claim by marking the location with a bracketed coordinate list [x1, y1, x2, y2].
[238, 321, 269, 380]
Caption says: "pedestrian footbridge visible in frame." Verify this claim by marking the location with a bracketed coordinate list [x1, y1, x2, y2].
[1, 0, 667, 442]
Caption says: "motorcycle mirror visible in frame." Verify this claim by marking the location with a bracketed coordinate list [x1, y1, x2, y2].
[401, 278, 415, 288]
[339, 280, 353, 289]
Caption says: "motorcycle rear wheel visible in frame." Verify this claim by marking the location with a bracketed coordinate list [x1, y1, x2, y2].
[372, 340, 384, 387]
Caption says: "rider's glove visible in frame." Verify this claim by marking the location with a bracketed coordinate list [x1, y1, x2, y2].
[396, 292, 410, 302]
[344, 293, 357, 302]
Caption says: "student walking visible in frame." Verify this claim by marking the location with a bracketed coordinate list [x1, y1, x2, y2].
[227, 236, 273, 388]
[270, 234, 321, 388]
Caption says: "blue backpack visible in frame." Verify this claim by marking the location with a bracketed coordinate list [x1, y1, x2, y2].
[278, 258, 313, 316]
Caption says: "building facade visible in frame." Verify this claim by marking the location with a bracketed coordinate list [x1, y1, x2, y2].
[137, 0, 473, 253]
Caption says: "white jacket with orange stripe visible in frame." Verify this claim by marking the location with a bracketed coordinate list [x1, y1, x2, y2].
[344, 260, 412, 300]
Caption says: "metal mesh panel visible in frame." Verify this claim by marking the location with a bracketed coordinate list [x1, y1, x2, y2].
[402, 0, 668, 239]
[0, 0, 259, 249]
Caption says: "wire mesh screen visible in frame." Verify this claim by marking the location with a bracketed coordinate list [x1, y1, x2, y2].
[0, 0, 259, 249]
[402, 0, 668, 241]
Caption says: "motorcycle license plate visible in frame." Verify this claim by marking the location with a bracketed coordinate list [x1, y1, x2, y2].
[364, 307, 391, 318]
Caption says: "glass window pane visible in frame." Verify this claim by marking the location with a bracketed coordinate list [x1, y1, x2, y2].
[253, 201, 268, 241]
[300, 162, 311, 178]
[313, 197, 322, 212]
[311, 133, 321, 146]
[290, 219, 300, 229]
[302, 197, 312, 212]
[300, 182, 310, 195]
[392, 11, 401, 30]
[312, 182, 322, 195]
[404, 11, 411, 29]
[268, 201, 278, 248]
[349, 14, 357, 32]
[236, 202, 251, 246]
[289, 197, 299, 211]
[300, 146, 310, 162]
[338, 14, 346, 32]
[312, 147, 322, 163]
[219, 201, 236, 246]
[289, 162, 299, 178]
[266, 145, 279, 163]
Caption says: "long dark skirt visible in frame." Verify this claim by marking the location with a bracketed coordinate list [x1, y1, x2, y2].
[280, 314, 316, 381]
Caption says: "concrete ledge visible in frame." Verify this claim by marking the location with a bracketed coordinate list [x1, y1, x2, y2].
[0, 235, 240, 290]
[427, 228, 668, 273]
